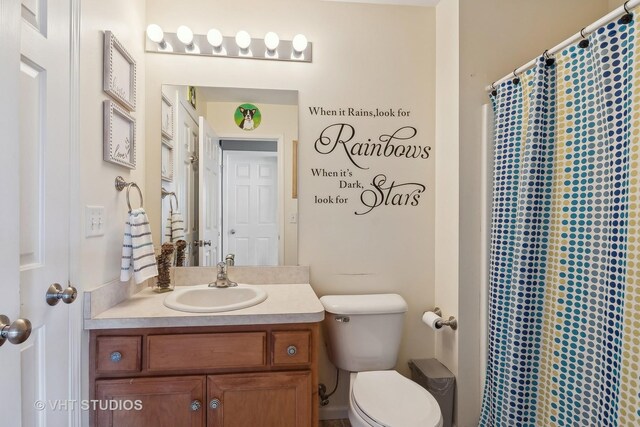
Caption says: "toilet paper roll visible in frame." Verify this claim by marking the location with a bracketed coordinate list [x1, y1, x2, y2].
[422, 311, 443, 330]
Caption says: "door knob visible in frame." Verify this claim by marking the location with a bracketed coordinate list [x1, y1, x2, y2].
[46, 283, 78, 306]
[229, 229, 236, 235]
[0, 315, 32, 347]
[190, 400, 202, 411]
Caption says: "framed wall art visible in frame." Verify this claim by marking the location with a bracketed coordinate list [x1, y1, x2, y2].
[161, 144, 174, 182]
[103, 30, 136, 111]
[161, 93, 174, 139]
[103, 100, 136, 169]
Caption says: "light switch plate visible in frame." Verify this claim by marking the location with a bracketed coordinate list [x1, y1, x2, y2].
[85, 206, 105, 237]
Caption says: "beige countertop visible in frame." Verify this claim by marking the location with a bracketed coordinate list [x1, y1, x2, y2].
[84, 283, 325, 330]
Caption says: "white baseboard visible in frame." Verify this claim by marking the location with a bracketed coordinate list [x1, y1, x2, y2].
[319, 405, 349, 420]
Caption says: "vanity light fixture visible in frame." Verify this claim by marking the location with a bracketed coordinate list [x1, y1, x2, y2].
[264, 32, 280, 51]
[145, 25, 312, 63]
[207, 28, 224, 49]
[264, 31, 280, 58]
[235, 30, 252, 55]
[146, 24, 167, 49]
[292, 34, 308, 53]
[176, 25, 196, 51]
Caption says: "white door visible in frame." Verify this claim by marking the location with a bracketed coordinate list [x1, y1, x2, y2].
[1, 0, 75, 426]
[176, 102, 198, 266]
[198, 117, 221, 267]
[223, 151, 278, 266]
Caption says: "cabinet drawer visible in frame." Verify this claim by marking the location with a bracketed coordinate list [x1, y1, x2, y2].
[272, 331, 311, 366]
[147, 332, 267, 372]
[96, 336, 142, 374]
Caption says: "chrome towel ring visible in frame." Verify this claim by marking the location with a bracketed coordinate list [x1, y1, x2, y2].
[115, 176, 144, 212]
[161, 187, 179, 212]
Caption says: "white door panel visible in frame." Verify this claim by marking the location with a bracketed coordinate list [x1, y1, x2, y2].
[1, 0, 73, 426]
[224, 151, 278, 266]
[176, 102, 198, 266]
[198, 117, 221, 267]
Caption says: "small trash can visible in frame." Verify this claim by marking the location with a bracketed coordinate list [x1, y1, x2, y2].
[408, 358, 455, 427]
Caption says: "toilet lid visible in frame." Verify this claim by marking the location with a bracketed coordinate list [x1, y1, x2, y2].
[352, 371, 442, 427]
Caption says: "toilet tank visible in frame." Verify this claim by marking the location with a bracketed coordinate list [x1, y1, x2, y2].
[320, 294, 408, 372]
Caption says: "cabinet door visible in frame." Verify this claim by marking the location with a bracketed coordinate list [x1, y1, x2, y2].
[207, 371, 311, 427]
[95, 376, 205, 427]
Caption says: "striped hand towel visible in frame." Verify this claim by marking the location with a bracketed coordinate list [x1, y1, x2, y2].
[164, 211, 186, 242]
[121, 208, 158, 284]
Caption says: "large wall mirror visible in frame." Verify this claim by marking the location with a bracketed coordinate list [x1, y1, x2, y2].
[159, 85, 298, 267]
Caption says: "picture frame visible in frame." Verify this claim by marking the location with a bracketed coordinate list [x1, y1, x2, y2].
[103, 100, 136, 169]
[103, 31, 136, 111]
[188, 86, 196, 109]
[161, 93, 174, 139]
[161, 144, 174, 182]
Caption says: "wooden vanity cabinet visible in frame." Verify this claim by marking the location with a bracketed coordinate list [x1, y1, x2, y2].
[89, 323, 319, 427]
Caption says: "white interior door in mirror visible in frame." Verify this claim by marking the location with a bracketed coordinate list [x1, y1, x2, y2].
[224, 151, 278, 266]
[198, 117, 221, 267]
[177, 102, 198, 266]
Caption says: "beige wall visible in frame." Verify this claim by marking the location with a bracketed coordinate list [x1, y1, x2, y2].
[205, 101, 299, 265]
[79, 0, 147, 423]
[79, 0, 147, 289]
[145, 0, 436, 415]
[434, 0, 460, 417]
[457, 0, 610, 426]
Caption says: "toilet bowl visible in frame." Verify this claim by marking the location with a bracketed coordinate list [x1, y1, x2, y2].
[349, 371, 442, 427]
[348, 371, 443, 427]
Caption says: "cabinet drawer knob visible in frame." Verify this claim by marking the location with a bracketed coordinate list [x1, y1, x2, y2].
[209, 398, 221, 410]
[286, 345, 297, 356]
[190, 400, 202, 411]
[110, 351, 122, 363]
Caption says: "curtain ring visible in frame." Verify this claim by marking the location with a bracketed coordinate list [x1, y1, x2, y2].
[512, 69, 520, 85]
[126, 183, 144, 213]
[543, 49, 555, 66]
[620, 1, 634, 24]
[578, 28, 590, 49]
[490, 82, 498, 96]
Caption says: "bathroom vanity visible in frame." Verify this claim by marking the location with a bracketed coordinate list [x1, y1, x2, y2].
[85, 268, 323, 427]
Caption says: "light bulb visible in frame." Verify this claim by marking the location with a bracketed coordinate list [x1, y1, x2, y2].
[292, 34, 308, 53]
[264, 32, 280, 51]
[207, 29, 223, 48]
[235, 30, 251, 50]
[177, 25, 194, 46]
[146, 24, 164, 44]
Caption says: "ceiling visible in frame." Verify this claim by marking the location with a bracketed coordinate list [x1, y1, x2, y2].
[196, 87, 298, 106]
[321, 0, 441, 6]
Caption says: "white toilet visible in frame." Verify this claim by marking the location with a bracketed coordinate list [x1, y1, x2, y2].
[320, 294, 443, 427]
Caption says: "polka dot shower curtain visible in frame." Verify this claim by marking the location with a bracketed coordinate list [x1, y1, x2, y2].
[480, 17, 640, 427]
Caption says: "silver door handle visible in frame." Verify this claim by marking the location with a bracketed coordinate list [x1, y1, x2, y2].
[229, 229, 236, 235]
[0, 315, 32, 347]
[46, 283, 78, 306]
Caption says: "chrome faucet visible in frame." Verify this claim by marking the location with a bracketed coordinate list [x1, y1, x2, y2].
[209, 262, 237, 288]
[225, 253, 235, 267]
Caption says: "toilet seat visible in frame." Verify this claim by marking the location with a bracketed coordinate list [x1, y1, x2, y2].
[351, 371, 443, 427]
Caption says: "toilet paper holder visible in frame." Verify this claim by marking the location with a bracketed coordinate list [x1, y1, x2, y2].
[432, 307, 458, 330]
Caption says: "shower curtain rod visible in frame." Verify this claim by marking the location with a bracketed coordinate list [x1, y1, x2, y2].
[485, 0, 640, 91]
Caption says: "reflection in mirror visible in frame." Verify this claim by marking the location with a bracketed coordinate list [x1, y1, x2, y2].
[160, 86, 298, 267]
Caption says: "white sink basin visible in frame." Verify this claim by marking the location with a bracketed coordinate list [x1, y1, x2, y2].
[163, 284, 268, 313]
